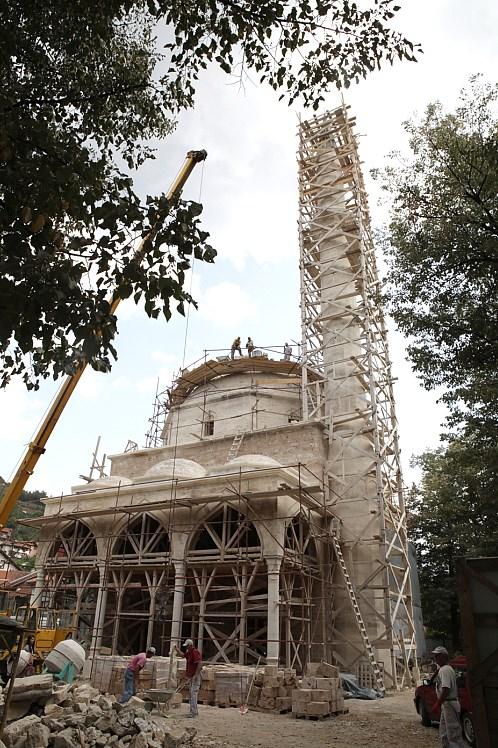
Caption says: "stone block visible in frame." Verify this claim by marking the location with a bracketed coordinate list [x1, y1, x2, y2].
[275, 697, 291, 711]
[24, 723, 50, 748]
[263, 666, 277, 678]
[314, 678, 334, 689]
[163, 728, 197, 748]
[3, 715, 41, 748]
[258, 696, 275, 710]
[52, 729, 80, 748]
[44, 705, 65, 718]
[318, 662, 339, 678]
[311, 690, 330, 702]
[261, 687, 278, 699]
[306, 701, 330, 716]
[291, 688, 313, 704]
[304, 663, 322, 676]
[72, 684, 100, 703]
[300, 677, 317, 689]
[51, 685, 72, 705]
[263, 677, 280, 689]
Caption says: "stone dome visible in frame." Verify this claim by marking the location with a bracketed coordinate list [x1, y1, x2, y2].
[206, 454, 282, 476]
[73, 475, 132, 493]
[142, 458, 205, 480]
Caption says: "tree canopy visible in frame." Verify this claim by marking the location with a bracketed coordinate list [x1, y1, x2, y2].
[376, 78, 498, 421]
[378, 78, 498, 648]
[408, 434, 498, 649]
[1, 0, 419, 389]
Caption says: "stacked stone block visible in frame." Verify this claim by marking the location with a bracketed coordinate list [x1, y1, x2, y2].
[291, 662, 345, 719]
[247, 665, 297, 712]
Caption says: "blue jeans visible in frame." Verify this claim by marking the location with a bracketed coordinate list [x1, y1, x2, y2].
[189, 673, 201, 716]
[119, 669, 135, 703]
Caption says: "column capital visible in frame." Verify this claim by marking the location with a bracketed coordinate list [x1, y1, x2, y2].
[266, 556, 283, 574]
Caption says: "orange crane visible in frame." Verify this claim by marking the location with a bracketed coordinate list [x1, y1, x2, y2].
[0, 149, 207, 529]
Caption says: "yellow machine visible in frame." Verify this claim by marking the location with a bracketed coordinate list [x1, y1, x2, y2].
[0, 150, 207, 646]
[14, 607, 77, 657]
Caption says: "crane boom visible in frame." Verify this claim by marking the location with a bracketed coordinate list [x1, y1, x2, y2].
[0, 149, 207, 528]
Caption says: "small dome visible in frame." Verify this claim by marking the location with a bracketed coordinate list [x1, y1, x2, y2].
[143, 458, 205, 480]
[73, 475, 132, 494]
[230, 454, 282, 468]
[207, 454, 282, 476]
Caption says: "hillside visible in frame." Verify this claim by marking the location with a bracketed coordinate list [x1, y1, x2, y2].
[0, 477, 46, 541]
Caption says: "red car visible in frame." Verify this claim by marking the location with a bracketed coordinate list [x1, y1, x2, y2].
[414, 656, 475, 746]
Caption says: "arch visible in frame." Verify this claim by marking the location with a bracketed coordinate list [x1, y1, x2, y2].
[281, 513, 320, 671]
[184, 503, 265, 665]
[188, 504, 262, 561]
[46, 521, 97, 564]
[284, 514, 318, 565]
[112, 514, 170, 561]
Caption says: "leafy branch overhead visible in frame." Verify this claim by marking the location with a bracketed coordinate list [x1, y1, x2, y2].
[0, 1, 419, 388]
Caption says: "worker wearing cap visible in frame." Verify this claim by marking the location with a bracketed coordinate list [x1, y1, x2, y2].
[230, 337, 242, 360]
[432, 646, 465, 748]
[119, 646, 156, 703]
[175, 639, 202, 718]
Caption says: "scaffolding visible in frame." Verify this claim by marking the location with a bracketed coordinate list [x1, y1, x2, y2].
[18, 105, 418, 693]
[298, 106, 416, 687]
[25, 461, 335, 678]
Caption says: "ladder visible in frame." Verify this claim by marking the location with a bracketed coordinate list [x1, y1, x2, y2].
[331, 534, 386, 693]
[227, 430, 244, 462]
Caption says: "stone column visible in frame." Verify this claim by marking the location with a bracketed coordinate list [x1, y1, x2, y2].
[169, 561, 186, 652]
[90, 564, 108, 655]
[266, 557, 282, 666]
[29, 566, 45, 608]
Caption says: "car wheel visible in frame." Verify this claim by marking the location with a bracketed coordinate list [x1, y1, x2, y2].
[462, 712, 475, 746]
[420, 702, 432, 727]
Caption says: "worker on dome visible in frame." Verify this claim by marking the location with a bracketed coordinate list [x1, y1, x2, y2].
[246, 337, 255, 357]
[283, 342, 292, 361]
[175, 639, 202, 718]
[230, 336, 242, 360]
[119, 646, 156, 703]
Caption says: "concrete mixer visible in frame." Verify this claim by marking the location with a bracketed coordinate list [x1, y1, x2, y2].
[43, 639, 85, 684]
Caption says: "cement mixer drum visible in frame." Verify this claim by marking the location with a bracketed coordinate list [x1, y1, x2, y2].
[44, 639, 85, 674]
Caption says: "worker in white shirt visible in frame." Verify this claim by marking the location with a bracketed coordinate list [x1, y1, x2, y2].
[432, 646, 465, 748]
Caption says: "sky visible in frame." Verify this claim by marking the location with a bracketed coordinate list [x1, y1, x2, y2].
[1, 0, 497, 497]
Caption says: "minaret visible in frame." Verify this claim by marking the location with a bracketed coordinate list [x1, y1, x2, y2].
[298, 106, 416, 688]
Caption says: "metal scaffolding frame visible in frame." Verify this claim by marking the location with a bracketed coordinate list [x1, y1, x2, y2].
[298, 105, 416, 688]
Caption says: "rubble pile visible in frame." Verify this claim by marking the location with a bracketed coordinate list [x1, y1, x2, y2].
[2, 684, 196, 748]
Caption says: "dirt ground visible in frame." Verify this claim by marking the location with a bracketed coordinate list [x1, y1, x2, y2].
[165, 691, 442, 748]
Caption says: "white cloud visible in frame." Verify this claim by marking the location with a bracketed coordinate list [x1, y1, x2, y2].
[0, 381, 46, 446]
[78, 371, 105, 400]
[151, 351, 178, 364]
[198, 281, 257, 327]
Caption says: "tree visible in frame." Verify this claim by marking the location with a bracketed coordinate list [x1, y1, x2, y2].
[0, 477, 45, 541]
[1, 0, 419, 389]
[408, 434, 498, 649]
[376, 78, 498, 420]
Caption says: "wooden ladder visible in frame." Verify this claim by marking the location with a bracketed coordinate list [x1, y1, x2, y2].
[227, 430, 244, 462]
[331, 534, 386, 693]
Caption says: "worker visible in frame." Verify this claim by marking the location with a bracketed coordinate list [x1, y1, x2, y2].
[230, 337, 242, 360]
[246, 337, 255, 357]
[175, 639, 202, 718]
[283, 342, 292, 361]
[432, 646, 465, 748]
[119, 646, 156, 703]
[22, 635, 37, 677]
